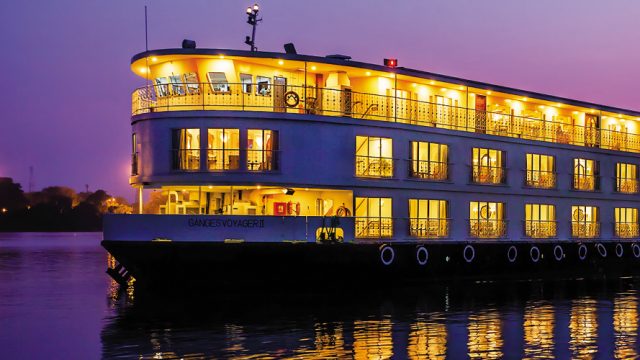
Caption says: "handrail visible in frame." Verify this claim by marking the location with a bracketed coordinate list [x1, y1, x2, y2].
[132, 83, 640, 154]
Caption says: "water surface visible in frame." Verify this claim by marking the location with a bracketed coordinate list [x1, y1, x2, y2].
[1, 233, 639, 359]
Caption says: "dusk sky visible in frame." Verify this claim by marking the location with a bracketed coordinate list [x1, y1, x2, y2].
[1, 0, 639, 199]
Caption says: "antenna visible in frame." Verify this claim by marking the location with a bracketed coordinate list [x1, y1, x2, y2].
[244, 4, 262, 51]
[144, 5, 148, 52]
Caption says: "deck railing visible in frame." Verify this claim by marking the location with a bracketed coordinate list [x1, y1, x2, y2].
[355, 155, 394, 178]
[615, 222, 639, 238]
[616, 178, 638, 194]
[524, 220, 557, 238]
[471, 165, 506, 184]
[469, 219, 507, 238]
[571, 222, 600, 238]
[524, 169, 556, 189]
[409, 160, 448, 180]
[355, 217, 393, 238]
[133, 83, 640, 154]
[409, 218, 450, 238]
[207, 148, 240, 171]
[572, 174, 599, 191]
[171, 149, 200, 171]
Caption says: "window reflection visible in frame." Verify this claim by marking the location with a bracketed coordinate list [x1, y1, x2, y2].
[614, 294, 638, 359]
[569, 298, 598, 359]
[468, 310, 503, 359]
[353, 319, 394, 360]
[523, 302, 554, 359]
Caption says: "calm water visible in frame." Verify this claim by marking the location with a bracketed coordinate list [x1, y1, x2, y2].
[1, 233, 640, 359]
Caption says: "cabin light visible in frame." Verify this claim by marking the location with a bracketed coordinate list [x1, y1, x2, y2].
[311, 65, 317, 71]
[440, 88, 447, 92]
[618, 114, 622, 118]
[505, 99, 512, 103]
[458, 86, 464, 90]
[429, 80, 435, 85]
[304, 188, 309, 191]
[1, 208, 7, 213]
[538, 105, 545, 109]
[522, 97, 528, 102]
[182, 189, 187, 192]
[219, 55, 225, 59]
[208, 186, 213, 189]
[470, 93, 476, 97]
[151, 57, 157, 62]
[283, 188, 295, 195]
[278, 60, 284, 65]
[590, 109, 595, 113]
[572, 111, 579, 115]
[412, 83, 417, 87]
[365, 71, 371, 76]
[139, 67, 147, 74]
[487, 91, 492, 95]
[556, 103, 562, 107]
[256, 185, 261, 189]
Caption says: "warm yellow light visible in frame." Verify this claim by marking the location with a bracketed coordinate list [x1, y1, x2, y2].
[522, 97, 528, 101]
[304, 188, 309, 191]
[311, 65, 317, 71]
[459, 86, 464, 90]
[139, 67, 147, 74]
[278, 60, 284, 65]
[440, 88, 447, 92]
[505, 99, 512, 103]
[470, 93, 476, 97]
[590, 109, 595, 113]
[412, 83, 417, 87]
[487, 91, 492, 95]
[257, 185, 261, 189]
[208, 186, 213, 189]
[572, 111, 579, 115]
[429, 80, 435, 85]
[151, 57, 157, 62]
[618, 114, 622, 118]
[1, 208, 6, 213]
[219, 55, 225, 59]
[365, 71, 371, 76]
[556, 103, 562, 107]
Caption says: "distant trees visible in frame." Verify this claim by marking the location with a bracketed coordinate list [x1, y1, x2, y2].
[0, 178, 131, 232]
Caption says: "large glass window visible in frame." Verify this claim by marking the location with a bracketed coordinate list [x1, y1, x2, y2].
[355, 197, 392, 238]
[172, 129, 200, 171]
[472, 148, 505, 184]
[526, 154, 555, 188]
[571, 205, 599, 238]
[207, 129, 240, 170]
[573, 158, 598, 191]
[131, 133, 138, 176]
[247, 129, 278, 171]
[469, 201, 506, 238]
[615, 207, 638, 238]
[183, 72, 200, 94]
[525, 204, 556, 238]
[410, 141, 448, 180]
[240, 73, 252, 94]
[155, 77, 169, 97]
[355, 136, 393, 178]
[207, 72, 230, 92]
[256, 76, 271, 96]
[616, 163, 638, 193]
[409, 199, 448, 238]
[169, 74, 185, 95]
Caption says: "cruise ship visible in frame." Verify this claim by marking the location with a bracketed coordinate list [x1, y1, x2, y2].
[103, 43, 640, 290]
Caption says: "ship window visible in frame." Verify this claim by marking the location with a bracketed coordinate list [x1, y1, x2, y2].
[171, 129, 200, 171]
[355, 136, 393, 178]
[469, 201, 505, 238]
[154, 77, 169, 97]
[247, 129, 278, 171]
[183, 72, 200, 94]
[207, 129, 240, 171]
[571, 205, 599, 238]
[207, 72, 230, 92]
[525, 154, 555, 188]
[131, 133, 138, 176]
[573, 158, 598, 191]
[410, 141, 448, 180]
[616, 163, 638, 193]
[169, 74, 185, 95]
[615, 207, 639, 238]
[256, 76, 271, 96]
[471, 148, 505, 184]
[240, 73, 252, 93]
[409, 199, 448, 238]
[525, 204, 556, 238]
[355, 197, 393, 238]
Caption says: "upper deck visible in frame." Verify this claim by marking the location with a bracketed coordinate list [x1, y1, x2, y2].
[131, 48, 640, 154]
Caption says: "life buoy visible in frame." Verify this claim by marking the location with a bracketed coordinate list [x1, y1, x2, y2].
[463, 245, 475, 263]
[380, 245, 395, 266]
[633, 243, 640, 258]
[554, 245, 564, 261]
[596, 243, 607, 258]
[284, 91, 300, 107]
[507, 245, 517, 263]
[530, 246, 541, 263]
[578, 244, 588, 260]
[416, 246, 429, 266]
[615, 243, 624, 258]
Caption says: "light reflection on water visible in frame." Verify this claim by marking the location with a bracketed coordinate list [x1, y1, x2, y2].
[3, 233, 640, 359]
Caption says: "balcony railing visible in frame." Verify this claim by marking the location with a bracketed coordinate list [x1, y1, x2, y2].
[471, 165, 506, 184]
[131, 152, 139, 176]
[355, 217, 393, 238]
[572, 174, 599, 191]
[247, 149, 278, 171]
[133, 83, 640, 154]
[571, 222, 600, 238]
[616, 178, 639, 193]
[171, 149, 200, 171]
[524, 220, 557, 238]
[525, 169, 556, 189]
[469, 219, 507, 238]
[615, 222, 639, 238]
[355, 155, 394, 178]
[207, 148, 240, 171]
[409, 218, 449, 238]
[409, 160, 448, 181]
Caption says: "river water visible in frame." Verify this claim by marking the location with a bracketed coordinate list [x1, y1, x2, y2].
[1, 232, 639, 359]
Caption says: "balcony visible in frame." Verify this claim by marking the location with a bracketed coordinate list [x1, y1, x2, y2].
[172, 149, 279, 172]
[409, 218, 450, 238]
[409, 160, 448, 181]
[469, 219, 507, 239]
[355, 155, 394, 178]
[471, 165, 506, 184]
[571, 222, 600, 238]
[617, 178, 638, 194]
[524, 220, 557, 238]
[355, 217, 393, 238]
[525, 170, 555, 189]
[133, 83, 640, 154]
[615, 222, 639, 238]
[572, 174, 598, 191]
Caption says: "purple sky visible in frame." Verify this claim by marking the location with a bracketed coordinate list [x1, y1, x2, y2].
[1, 0, 639, 200]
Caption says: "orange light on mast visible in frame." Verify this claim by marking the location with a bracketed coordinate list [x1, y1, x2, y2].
[384, 58, 398, 68]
